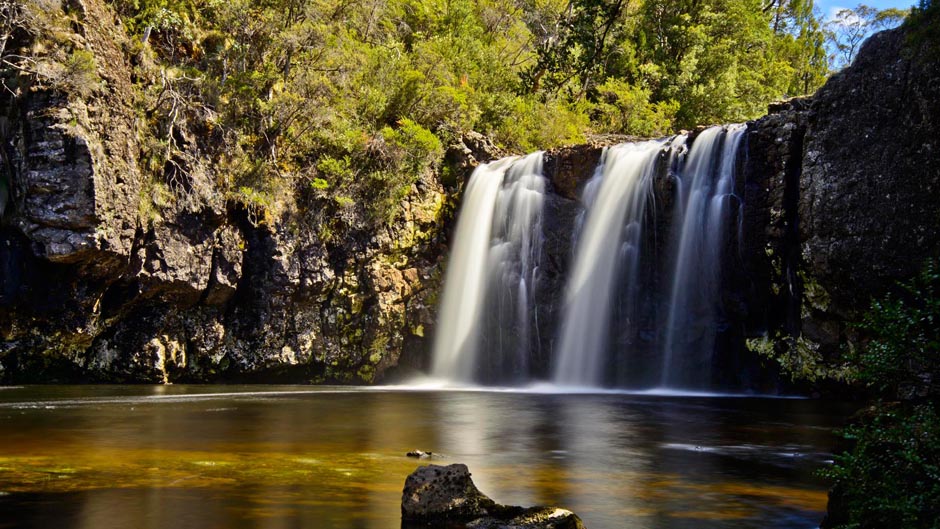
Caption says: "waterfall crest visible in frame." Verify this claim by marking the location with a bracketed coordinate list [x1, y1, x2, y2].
[430, 152, 545, 384]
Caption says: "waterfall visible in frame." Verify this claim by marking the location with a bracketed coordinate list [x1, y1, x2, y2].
[430, 152, 545, 384]
[552, 140, 669, 387]
[661, 125, 746, 389]
[429, 126, 747, 390]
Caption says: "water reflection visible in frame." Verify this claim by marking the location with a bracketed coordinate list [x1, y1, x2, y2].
[0, 386, 847, 529]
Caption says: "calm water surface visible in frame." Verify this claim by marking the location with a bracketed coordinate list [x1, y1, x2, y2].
[0, 385, 851, 529]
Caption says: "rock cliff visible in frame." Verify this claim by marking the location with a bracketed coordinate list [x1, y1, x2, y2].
[743, 26, 940, 378]
[0, 0, 499, 383]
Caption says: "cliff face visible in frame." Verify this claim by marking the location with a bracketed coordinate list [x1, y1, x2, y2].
[1, 2, 937, 384]
[742, 27, 940, 375]
[0, 1, 505, 383]
[799, 27, 940, 344]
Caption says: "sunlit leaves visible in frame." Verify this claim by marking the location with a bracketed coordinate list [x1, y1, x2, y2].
[106, 0, 847, 232]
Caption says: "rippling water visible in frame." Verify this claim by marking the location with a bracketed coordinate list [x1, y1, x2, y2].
[0, 386, 849, 528]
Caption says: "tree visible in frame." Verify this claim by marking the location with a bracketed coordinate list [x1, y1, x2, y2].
[634, 0, 800, 128]
[0, 0, 32, 60]
[765, 0, 829, 96]
[826, 3, 908, 69]
[522, 0, 631, 100]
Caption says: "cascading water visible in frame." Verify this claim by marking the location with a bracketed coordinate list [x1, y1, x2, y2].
[430, 125, 747, 390]
[553, 140, 670, 387]
[552, 125, 745, 389]
[661, 125, 746, 389]
[430, 152, 545, 384]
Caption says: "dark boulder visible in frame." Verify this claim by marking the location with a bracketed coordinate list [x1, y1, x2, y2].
[401, 464, 585, 529]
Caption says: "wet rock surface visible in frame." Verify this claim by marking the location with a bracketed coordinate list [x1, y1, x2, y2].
[406, 450, 443, 459]
[401, 464, 586, 529]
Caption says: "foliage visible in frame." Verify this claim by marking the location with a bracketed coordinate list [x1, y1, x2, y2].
[820, 403, 940, 529]
[826, 4, 909, 70]
[381, 119, 444, 175]
[852, 261, 940, 398]
[820, 261, 940, 528]
[81, 0, 846, 234]
[492, 94, 589, 152]
[60, 49, 101, 97]
[1, 1, 101, 97]
[907, 0, 940, 53]
[522, 0, 631, 100]
[769, 0, 830, 95]
[520, 0, 833, 131]
[747, 331, 853, 383]
[369, 118, 444, 222]
[591, 78, 677, 136]
[0, 0, 34, 59]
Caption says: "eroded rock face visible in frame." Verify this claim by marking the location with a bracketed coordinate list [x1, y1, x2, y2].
[0, 0, 449, 384]
[798, 28, 940, 344]
[401, 464, 586, 529]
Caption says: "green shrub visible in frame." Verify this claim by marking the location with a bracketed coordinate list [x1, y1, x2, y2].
[821, 403, 940, 529]
[61, 49, 100, 97]
[380, 118, 443, 174]
[853, 261, 940, 398]
[821, 261, 940, 529]
[492, 94, 588, 152]
[365, 119, 444, 222]
[316, 155, 355, 187]
[590, 78, 678, 137]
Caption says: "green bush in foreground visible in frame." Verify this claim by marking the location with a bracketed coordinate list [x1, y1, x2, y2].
[822, 260, 940, 529]
[822, 403, 940, 529]
[853, 261, 940, 399]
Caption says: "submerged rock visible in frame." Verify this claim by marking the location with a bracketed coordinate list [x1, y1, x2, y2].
[401, 464, 585, 529]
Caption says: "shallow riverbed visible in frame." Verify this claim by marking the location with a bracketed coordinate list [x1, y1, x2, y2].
[0, 385, 851, 528]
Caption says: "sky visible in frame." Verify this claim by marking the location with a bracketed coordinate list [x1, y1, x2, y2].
[814, 0, 915, 67]
[815, 0, 918, 21]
